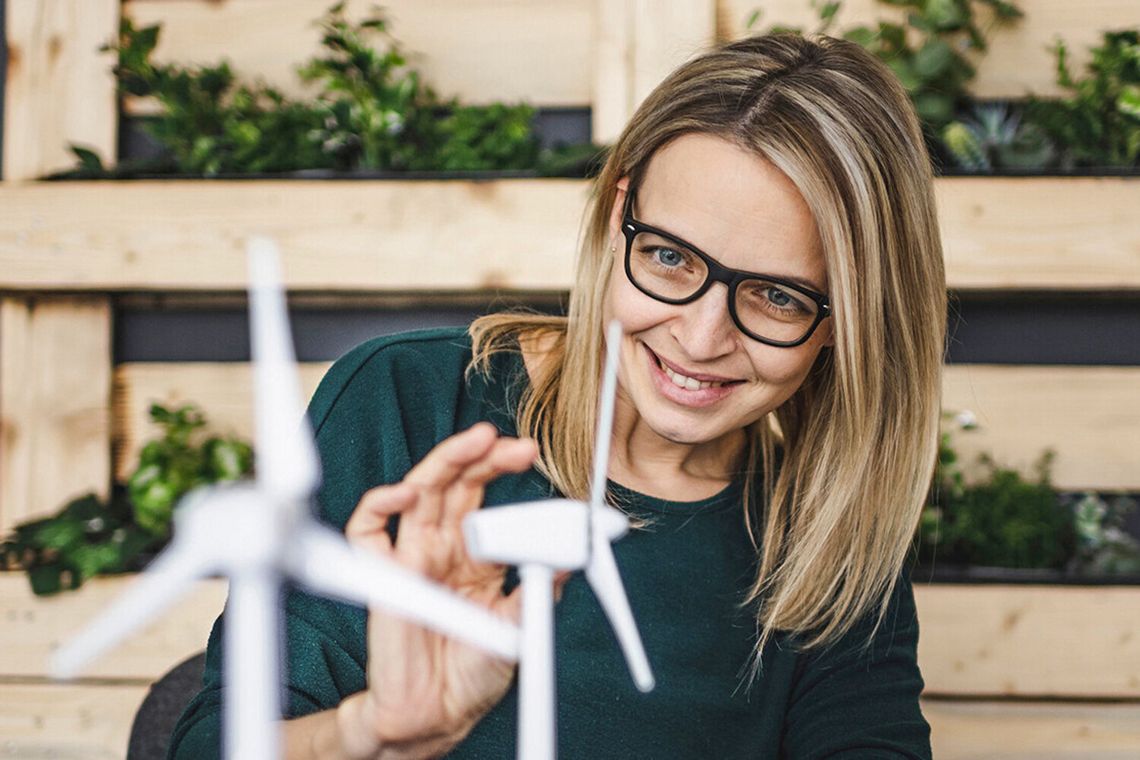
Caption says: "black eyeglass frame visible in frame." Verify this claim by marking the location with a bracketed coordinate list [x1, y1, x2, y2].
[620, 194, 832, 348]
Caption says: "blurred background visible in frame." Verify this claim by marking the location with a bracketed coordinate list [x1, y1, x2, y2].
[1, 1, 1138, 758]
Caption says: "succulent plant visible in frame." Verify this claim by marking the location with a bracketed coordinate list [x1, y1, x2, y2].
[942, 102, 1055, 171]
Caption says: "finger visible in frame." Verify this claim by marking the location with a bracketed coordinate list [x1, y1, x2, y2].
[440, 437, 539, 526]
[402, 423, 499, 525]
[345, 482, 416, 554]
[457, 437, 539, 487]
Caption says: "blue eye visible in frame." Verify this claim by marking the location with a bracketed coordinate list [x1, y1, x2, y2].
[655, 248, 685, 267]
[767, 288, 792, 307]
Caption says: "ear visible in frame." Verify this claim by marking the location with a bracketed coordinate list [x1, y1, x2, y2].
[820, 319, 835, 348]
[607, 177, 631, 246]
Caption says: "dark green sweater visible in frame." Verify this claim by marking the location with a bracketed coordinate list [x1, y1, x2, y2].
[169, 327, 930, 759]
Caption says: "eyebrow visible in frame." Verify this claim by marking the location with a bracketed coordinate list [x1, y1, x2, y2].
[626, 198, 828, 295]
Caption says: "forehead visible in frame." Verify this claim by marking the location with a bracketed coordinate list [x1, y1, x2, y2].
[635, 133, 826, 285]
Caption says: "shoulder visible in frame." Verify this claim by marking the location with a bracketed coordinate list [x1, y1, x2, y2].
[308, 327, 475, 434]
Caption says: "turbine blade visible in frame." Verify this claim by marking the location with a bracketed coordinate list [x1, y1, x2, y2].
[50, 545, 207, 679]
[291, 525, 519, 660]
[589, 321, 622, 512]
[247, 237, 320, 502]
[585, 539, 655, 692]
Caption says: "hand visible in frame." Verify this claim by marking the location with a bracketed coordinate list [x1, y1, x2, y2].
[339, 422, 539, 759]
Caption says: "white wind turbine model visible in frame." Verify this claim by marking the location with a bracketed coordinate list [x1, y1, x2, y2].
[463, 321, 655, 760]
[51, 237, 520, 760]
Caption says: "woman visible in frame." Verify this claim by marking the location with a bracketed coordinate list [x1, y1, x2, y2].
[171, 33, 944, 759]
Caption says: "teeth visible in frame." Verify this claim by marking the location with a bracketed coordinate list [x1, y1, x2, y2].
[661, 361, 725, 390]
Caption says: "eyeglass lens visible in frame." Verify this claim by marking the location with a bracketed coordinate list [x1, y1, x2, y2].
[627, 229, 821, 344]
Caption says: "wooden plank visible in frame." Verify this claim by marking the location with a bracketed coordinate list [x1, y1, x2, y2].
[630, 0, 717, 108]
[915, 584, 1140, 698]
[0, 177, 1137, 292]
[943, 365, 1140, 492]
[123, 0, 594, 110]
[109, 362, 1140, 492]
[2, 0, 119, 180]
[0, 572, 226, 681]
[925, 699, 1140, 759]
[0, 179, 588, 292]
[592, 0, 635, 145]
[936, 179, 1140, 290]
[0, 297, 112, 535]
[0, 682, 148, 759]
[717, 0, 1140, 99]
[1, 577, 1137, 701]
[1, 690, 1138, 760]
[112, 363, 330, 482]
[592, 0, 718, 144]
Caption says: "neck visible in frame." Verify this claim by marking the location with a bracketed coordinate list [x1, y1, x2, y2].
[607, 389, 746, 501]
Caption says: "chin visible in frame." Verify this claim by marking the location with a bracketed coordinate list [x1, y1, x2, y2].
[641, 406, 731, 446]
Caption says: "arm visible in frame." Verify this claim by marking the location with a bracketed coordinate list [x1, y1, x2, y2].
[168, 333, 531, 759]
[170, 425, 535, 760]
[782, 574, 932, 760]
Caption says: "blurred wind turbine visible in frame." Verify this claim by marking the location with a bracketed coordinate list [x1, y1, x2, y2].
[463, 320, 654, 760]
[51, 237, 520, 760]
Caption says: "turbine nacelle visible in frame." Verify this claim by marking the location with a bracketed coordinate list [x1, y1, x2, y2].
[463, 499, 629, 569]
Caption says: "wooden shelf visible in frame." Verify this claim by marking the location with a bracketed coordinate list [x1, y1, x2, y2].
[916, 583, 1140, 699]
[2, 177, 1138, 293]
[0, 573, 225, 682]
[924, 699, 1140, 759]
[3, 574, 1137, 697]
[1, 573, 1137, 758]
[111, 362, 1140, 492]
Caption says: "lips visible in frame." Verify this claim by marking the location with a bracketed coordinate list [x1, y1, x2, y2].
[642, 345, 743, 408]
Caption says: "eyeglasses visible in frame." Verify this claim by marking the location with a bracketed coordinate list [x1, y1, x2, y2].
[620, 193, 832, 348]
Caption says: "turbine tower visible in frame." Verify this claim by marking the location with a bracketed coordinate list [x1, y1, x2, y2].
[463, 321, 655, 759]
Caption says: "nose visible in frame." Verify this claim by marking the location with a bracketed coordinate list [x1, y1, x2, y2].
[670, 282, 738, 361]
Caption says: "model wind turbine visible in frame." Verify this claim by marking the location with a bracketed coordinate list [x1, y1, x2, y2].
[51, 237, 520, 760]
[463, 321, 655, 760]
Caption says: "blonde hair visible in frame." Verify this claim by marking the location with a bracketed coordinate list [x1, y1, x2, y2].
[471, 34, 945, 653]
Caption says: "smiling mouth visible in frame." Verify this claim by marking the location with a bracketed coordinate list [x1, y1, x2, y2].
[649, 349, 743, 391]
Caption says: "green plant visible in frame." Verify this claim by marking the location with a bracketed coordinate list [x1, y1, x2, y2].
[127, 404, 253, 536]
[919, 411, 1082, 570]
[66, 3, 543, 177]
[0, 403, 252, 595]
[105, 17, 330, 176]
[1070, 492, 1140, 575]
[921, 448, 1074, 569]
[1025, 30, 1140, 169]
[941, 102, 1054, 171]
[752, 0, 1024, 133]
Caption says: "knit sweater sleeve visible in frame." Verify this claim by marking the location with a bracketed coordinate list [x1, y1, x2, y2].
[780, 574, 932, 759]
[166, 329, 476, 759]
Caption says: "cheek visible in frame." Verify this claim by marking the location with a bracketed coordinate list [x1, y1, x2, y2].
[745, 342, 826, 387]
[605, 256, 676, 334]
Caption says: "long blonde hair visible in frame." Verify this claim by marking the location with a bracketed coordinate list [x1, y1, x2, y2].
[471, 34, 945, 652]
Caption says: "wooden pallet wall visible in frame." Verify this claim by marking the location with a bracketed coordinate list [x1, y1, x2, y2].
[2, 2, 1139, 758]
